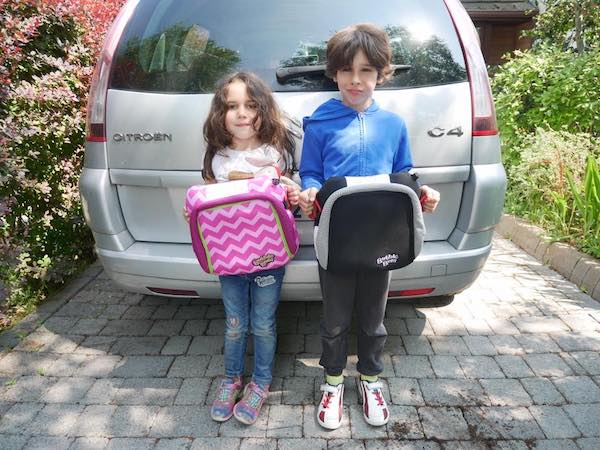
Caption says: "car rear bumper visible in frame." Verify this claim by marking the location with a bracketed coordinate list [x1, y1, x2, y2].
[97, 240, 491, 300]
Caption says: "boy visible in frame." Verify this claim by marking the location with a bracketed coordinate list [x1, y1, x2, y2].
[299, 23, 440, 429]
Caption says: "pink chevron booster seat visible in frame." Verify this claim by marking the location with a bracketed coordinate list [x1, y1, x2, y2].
[186, 176, 299, 276]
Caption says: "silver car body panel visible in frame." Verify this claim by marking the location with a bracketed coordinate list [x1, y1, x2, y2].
[79, 0, 507, 300]
[97, 241, 490, 300]
[104, 83, 473, 247]
[106, 83, 473, 170]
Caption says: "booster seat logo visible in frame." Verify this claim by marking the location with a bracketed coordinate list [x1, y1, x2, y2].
[252, 254, 275, 268]
[376, 253, 398, 267]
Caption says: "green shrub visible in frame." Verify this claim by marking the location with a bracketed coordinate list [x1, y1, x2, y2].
[491, 1, 600, 261]
[0, 1, 123, 326]
[1, 43, 96, 312]
[567, 154, 600, 254]
[493, 47, 600, 155]
[505, 129, 600, 257]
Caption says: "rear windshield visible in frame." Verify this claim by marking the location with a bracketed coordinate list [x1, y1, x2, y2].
[110, 0, 467, 93]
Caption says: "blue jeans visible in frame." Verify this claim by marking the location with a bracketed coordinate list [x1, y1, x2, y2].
[219, 266, 285, 387]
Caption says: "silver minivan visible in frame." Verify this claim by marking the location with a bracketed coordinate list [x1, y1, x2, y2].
[80, 0, 506, 302]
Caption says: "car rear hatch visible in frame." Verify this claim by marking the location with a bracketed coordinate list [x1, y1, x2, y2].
[104, 0, 471, 258]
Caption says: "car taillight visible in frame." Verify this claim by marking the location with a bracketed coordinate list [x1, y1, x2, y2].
[388, 288, 435, 297]
[443, 0, 498, 136]
[86, 0, 140, 142]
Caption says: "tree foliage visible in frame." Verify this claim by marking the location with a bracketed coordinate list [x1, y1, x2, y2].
[528, 0, 600, 52]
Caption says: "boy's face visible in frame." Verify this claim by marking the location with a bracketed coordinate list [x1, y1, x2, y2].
[334, 49, 381, 112]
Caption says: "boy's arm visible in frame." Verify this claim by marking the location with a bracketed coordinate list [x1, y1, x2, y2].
[420, 185, 440, 213]
[392, 120, 413, 174]
[392, 119, 440, 212]
[298, 124, 324, 216]
[299, 124, 325, 191]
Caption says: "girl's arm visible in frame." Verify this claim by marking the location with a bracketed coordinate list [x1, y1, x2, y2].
[280, 176, 300, 206]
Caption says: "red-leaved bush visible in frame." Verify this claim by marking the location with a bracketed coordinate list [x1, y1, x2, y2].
[0, 0, 125, 326]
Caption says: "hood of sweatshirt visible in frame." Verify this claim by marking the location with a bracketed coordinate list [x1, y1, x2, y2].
[302, 98, 380, 130]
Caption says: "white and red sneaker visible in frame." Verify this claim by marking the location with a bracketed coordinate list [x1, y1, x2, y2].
[317, 382, 344, 429]
[357, 378, 389, 426]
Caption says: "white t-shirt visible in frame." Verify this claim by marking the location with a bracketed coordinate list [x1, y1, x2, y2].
[212, 145, 285, 183]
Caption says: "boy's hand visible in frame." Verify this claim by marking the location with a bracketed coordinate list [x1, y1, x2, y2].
[420, 185, 440, 213]
[299, 187, 319, 216]
[182, 207, 190, 223]
[280, 176, 301, 206]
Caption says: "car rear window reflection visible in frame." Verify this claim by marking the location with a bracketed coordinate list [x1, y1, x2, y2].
[110, 0, 467, 93]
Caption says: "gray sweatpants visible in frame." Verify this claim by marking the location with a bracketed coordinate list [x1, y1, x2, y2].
[318, 266, 391, 376]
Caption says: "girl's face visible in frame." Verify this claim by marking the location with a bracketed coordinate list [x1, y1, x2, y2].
[334, 49, 381, 112]
[224, 80, 262, 150]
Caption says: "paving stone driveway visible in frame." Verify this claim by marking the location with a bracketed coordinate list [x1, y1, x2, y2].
[1, 234, 600, 450]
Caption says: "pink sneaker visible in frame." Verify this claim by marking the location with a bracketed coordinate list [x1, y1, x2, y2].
[233, 381, 269, 425]
[317, 382, 344, 429]
[210, 377, 243, 422]
[357, 378, 389, 426]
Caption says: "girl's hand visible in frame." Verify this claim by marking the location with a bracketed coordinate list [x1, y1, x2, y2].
[280, 176, 300, 206]
[420, 185, 440, 213]
[299, 187, 319, 216]
[182, 207, 190, 223]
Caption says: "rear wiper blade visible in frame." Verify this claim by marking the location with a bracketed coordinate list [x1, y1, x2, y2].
[276, 64, 411, 83]
[276, 65, 326, 83]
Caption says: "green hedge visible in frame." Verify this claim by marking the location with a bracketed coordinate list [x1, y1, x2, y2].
[493, 47, 599, 156]
[492, 46, 600, 259]
[0, 1, 121, 326]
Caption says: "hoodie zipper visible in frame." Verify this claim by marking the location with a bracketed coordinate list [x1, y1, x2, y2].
[358, 112, 365, 174]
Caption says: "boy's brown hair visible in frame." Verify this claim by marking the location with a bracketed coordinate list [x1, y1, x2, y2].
[326, 23, 394, 83]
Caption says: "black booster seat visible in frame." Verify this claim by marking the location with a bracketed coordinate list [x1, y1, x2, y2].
[312, 173, 426, 273]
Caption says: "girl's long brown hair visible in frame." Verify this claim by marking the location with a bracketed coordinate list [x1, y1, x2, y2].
[202, 72, 296, 182]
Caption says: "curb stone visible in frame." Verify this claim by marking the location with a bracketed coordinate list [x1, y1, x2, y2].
[0, 260, 102, 352]
[496, 214, 600, 301]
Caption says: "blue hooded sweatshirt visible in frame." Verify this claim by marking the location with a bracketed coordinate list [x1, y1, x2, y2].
[299, 98, 413, 191]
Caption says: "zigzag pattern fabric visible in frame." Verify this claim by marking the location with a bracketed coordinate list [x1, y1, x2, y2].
[186, 176, 299, 275]
[200, 200, 289, 274]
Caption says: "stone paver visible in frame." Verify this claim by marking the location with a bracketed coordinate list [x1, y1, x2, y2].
[528, 405, 581, 439]
[419, 407, 470, 440]
[552, 376, 600, 403]
[564, 404, 600, 437]
[520, 378, 565, 406]
[1, 235, 600, 447]
[150, 406, 219, 438]
[463, 406, 544, 439]
[523, 353, 574, 377]
[420, 379, 486, 406]
[392, 355, 434, 378]
[174, 377, 211, 405]
[457, 356, 504, 379]
[480, 379, 532, 406]
[494, 355, 534, 378]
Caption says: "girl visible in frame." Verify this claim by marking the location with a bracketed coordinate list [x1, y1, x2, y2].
[200, 72, 299, 424]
